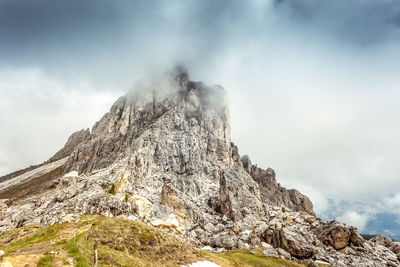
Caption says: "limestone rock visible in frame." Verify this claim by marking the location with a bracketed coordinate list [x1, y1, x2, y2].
[219, 169, 263, 222]
[150, 213, 183, 232]
[131, 196, 148, 219]
[241, 158, 315, 216]
[50, 128, 91, 162]
[314, 221, 351, 250]
[370, 235, 400, 260]
[161, 183, 189, 222]
[349, 226, 364, 246]
[262, 243, 279, 258]
[276, 247, 291, 259]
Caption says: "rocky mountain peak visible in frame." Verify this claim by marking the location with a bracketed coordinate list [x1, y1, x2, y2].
[54, 68, 230, 175]
[3, 68, 399, 266]
[44, 69, 316, 221]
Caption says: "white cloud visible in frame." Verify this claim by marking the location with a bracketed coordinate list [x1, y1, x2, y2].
[337, 211, 370, 231]
[386, 193, 400, 206]
[0, 68, 121, 175]
[384, 194, 400, 216]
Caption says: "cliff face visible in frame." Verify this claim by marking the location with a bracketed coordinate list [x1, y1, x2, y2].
[1, 68, 399, 266]
[63, 69, 232, 177]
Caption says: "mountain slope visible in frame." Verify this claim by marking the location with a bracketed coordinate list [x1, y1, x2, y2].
[1, 68, 399, 267]
[0, 215, 307, 267]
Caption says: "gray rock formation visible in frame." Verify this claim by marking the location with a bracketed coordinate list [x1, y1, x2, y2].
[241, 156, 315, 216]
[370, 235, 400, 261]
[49, 129, 91, 162]
[0, 67, 398, 266]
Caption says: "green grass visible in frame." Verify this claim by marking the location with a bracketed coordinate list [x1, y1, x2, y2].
[37, 253, 54, 267]
[57, 217, 201, 267]
[107, 184, 116, 195]
[141, 231, 155, 244]
[1, 216, 310, 267]
[1, 223, 67, 254]
[202, 250, 305, 267]
[64, 234, 90, 267]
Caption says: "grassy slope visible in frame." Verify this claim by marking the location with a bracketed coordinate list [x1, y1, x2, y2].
[202, 250, 305, 267]
[0, 216, 306, 267]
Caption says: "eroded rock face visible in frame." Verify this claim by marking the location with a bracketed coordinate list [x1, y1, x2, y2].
[219, 168, 263, 222]
[241, 157, 315, 216]
[49, 129, 91, 162]
[161, 183, 189, 222]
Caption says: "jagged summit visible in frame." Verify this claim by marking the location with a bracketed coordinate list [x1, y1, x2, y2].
[1, 68, 399, 266]
[51, 67, 230, 174]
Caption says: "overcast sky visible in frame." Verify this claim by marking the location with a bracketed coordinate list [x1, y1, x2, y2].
[1, 0, 400, 239]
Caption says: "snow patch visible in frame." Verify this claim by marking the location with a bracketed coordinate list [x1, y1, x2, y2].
[182, 261, 221, 267]
[64, 171, 79, 178]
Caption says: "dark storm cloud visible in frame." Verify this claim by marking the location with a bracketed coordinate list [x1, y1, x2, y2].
[0, 0, 152, 68]
[2, 0, 400, 75]
[0, 0, 251, 85]
[275, 0, 400, 44]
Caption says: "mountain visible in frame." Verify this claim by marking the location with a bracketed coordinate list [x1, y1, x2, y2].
[0, 67, 399, 267]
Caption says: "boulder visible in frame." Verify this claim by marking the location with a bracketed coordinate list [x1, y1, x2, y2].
[263, 243, 279, 258]
[150, 213, 183, 232]
[286, 238, 314, 258]
[349, 227, 364, 246]
[314, 221, 351, 250]
[330, 225, 351, 250]
[211, 231, 238, 250]
[237, 239, 250, 250]
[161, 183, 189, 221]
[132, 196, 148, 219]
[276, 247, 291, 259]
[264, 227, 314, 258]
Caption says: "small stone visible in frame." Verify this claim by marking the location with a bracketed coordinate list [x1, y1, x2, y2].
[201, 246, 213, 251]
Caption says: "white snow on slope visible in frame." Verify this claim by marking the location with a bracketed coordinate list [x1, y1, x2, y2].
[182, 260, 221, 267]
